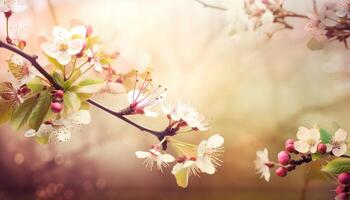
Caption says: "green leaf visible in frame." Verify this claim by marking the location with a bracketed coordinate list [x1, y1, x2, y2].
[320, 128, 332, 144]
[52, 71, 64, 86]
[47, 57, 64, 72]
[0, 100, 13, 125]
[322, 158, 350, 174]
[27, 78, 44, 92]
[63, 69, 82, 90]
[35, 135, 49, 144]
[28, 91, 51, 131]
[11, 96, 37, 130]
[78, 77, 103, 87]
[63, 91, 81, 113]
[312, 153, 323, 161]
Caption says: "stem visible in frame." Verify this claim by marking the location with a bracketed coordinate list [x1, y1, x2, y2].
[193, 0, 227, 11]
[6, 17, 10, 40]
[0, 39, 166, 140]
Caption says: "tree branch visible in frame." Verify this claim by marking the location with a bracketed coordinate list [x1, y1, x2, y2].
[0, 40, 166, 140]
[194, 0, 227, 11]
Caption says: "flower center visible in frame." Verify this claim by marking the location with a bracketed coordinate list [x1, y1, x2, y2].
[58, 43, 68, 51]
[307, 139, 315, 146]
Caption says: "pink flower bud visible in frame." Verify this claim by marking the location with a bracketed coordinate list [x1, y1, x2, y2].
[278, 151, 290, 165]
[51, 102, 63, 113]
[261, 0, 269, 4]
[285, 139, 294, 146]
[338, 173, 350, 185]
[54, 90, 64, 99]
[275, 167, 288, 177]
[336, 185, 346, 194]
[285, 143, 295, 153]
[317, 143, 327, 154]
[86, 25, 93, 37]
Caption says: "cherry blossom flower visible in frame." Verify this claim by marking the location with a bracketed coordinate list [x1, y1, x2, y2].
[294, 127, 321, 154]
[0, 0, 26, 13]
[196, 134, 224, 174]
[305, 14, 327, 41]
[127, 75, 166, 117]
[8, 54, 36, 84]
[171, 159, 200, 188]
[162, 101, 208, 131]
[319, 1, 340, 27]
[326, 128, 348, 157]
[254, 148, 271, 182]
[41, 26, 86, 65]
[24, 110, 91, 143]
[86, 45, 103, 72]
[135, 147, 175, 171]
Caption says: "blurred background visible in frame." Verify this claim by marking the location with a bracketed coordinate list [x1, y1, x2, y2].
[0, 0, 349, 199]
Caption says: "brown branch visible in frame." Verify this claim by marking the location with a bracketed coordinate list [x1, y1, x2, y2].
[194, 0, 227, 11]
[0, 40, 166, 140]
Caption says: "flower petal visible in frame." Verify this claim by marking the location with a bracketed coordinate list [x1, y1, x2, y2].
[135, 151, 151, 159]
[197, 141, 207, 157]
[297, 127, 309, 140]
[53, 26, 70, 41]
[67, 39, 84, 55]
[70, 25, 87, 38]
[24, 129, 36, 137]
[294, 141, 310, 153]
[56, 51, 71, 65]
[67, 110, 91, 125]
[333, 144, 347, 157]
[206, 134, 224, 149]
[172, 163, 189, 188]
[309, 128, 320, 140]
[159, 154, 175, 163]
[197, 157, 216, 174]
[334, 128, 347, 142]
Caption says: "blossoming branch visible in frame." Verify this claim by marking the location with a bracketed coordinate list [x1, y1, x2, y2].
[0, 0, 224, 188]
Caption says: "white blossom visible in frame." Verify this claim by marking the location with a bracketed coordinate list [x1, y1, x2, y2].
[254, 148, 271, 182]
[196, 134, 224, 174]
[135, 148, 175, 171]
[326, 128, 348, 157]
[294, 127, 321, 154]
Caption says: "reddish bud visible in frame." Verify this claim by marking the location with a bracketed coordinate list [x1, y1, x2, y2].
[54, 90, 64, 99]
[317, 143, 327, 154]
[275, 167, 288, 177]
[261, 0, 269, 4]
[4, 11, 12, 18]
[278, 151, 290, 165]
[18, 40, 26, 50]
[20, 86, 31, 95]
[51, 102, 62, 113]
[285, 139, 294, 146]
[338, 173, 350, 185]
[336, 185, 346, 194]
[285, 143, 295, 153]
[6, 36, 12, 45]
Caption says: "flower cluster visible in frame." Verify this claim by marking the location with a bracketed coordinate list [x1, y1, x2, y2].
[136, 134, 224, 188]
[255, 126, 349, 199]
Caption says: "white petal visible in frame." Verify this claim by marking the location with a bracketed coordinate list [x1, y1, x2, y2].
[135, 151, 151, 159]
[309, 143, 319, 154]
[53, 26, 70, 41]
[171, 163, 184, 174]
[183, 160, 196, 168]
[197, 141, 207, 157]
[309, 128, 320, 140]
[262, 167, 270, 182]
[197, 157, 216, 174]
[261, 11, 274, 25]
[206, 134, 224, 149]
[294, 141, 310, 153]
[144, 109, 158, 117]
[297, 127, 309, 140]
[67, 110, 91, 125]
[70, 25, 87, 38]
[333, 144, 347, 157]
[41, 43, 58, 58]
[334, 128, 347, 142]
[159, 154, 175, 163]
[106, 82, 126, 94]
[56, 51, 71, 65]
[326, 144, 333, 152]
[94, 62, 103, 72]
[24, 129, 36, 137]
[67, 39, 84, 55]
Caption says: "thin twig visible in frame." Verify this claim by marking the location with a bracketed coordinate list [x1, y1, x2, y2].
[0, 40, 166, 140]
[194, 0, 227, 11]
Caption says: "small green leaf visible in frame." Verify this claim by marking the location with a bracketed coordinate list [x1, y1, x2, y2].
[0, 100, 13, 125]
[78, 77, 104, 87]
[52, 71, 64, 86]
[47, 57, 64, 72]
[63, 91, 81, 113]
[312, 153, 322, 161]
[322, 158, 350, 174]
[320, 128, 332, 144]
[28, 91, 51, 131]
[27, 78, 44, 92]
[11, 96, 37, 130]
[35, 135, 49, 144]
